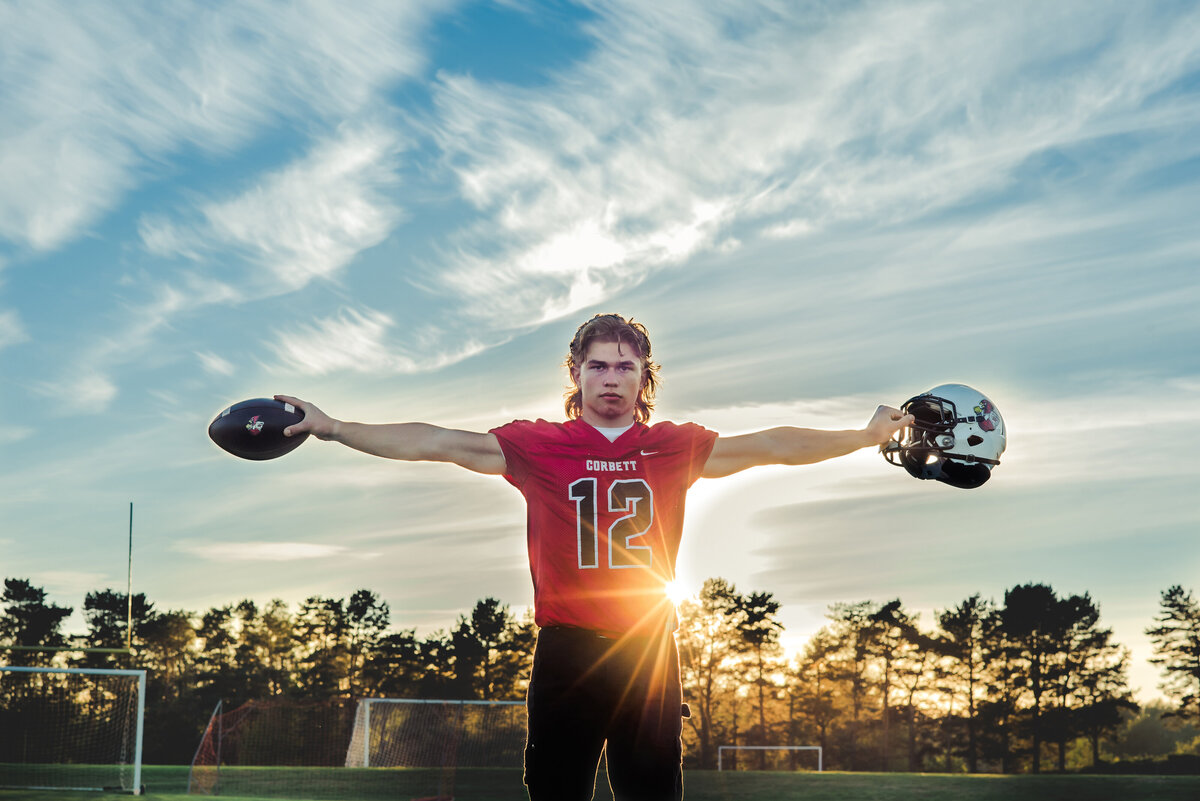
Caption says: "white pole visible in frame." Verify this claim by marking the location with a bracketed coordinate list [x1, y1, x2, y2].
[132, 670, 146, 794]
[364, 699, 372, 768]
[126, 502, 134, 652]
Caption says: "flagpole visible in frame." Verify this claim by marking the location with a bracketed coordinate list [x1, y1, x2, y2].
[126, 501, 134, 652]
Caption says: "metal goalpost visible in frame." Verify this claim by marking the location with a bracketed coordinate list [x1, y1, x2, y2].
[717, 745, 823, 772]
[0, 666, 146, 795]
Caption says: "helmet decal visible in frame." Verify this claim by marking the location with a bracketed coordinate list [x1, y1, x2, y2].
[974, 399, 999, 432]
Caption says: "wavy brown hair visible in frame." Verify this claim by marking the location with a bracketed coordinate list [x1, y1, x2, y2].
[564, 313, 661, 423]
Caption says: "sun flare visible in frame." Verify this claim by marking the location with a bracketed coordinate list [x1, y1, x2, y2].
[664, 579, 693, 607]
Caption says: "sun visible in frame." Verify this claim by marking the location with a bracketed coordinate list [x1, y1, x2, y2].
[663, 579, 693, 607]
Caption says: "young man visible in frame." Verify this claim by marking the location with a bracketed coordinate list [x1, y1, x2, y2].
[277, 313, 911, 801]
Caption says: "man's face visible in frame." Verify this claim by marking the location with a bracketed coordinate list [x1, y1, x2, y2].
[573, 339, 645, 426]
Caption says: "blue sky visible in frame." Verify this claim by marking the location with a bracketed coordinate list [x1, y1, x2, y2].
[1, 0, 1198, 703]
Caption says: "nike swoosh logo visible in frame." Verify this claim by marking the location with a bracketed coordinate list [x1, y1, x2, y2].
[640, 450, 659, 456]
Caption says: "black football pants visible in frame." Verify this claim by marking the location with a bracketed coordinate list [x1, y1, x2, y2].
[524, 626, 684, 801]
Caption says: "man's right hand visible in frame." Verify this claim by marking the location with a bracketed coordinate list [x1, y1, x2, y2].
[275, 395, 340, 441]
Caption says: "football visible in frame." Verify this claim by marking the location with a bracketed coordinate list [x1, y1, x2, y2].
[208, 398, 308, 461]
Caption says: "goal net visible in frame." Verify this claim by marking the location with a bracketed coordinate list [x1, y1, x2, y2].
[717, 745, 823, 772]
[0, 666, 146, 794]
[188, 697, 525, 800]
[187, 698, 358, 797]
[345, 698, 525, 769]
[345, 699, 525, 799]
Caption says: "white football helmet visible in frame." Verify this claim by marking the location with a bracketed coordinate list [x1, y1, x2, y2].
[882, 384, 1006, 489]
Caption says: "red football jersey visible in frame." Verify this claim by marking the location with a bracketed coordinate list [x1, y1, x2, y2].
[491, 418, 717, 636]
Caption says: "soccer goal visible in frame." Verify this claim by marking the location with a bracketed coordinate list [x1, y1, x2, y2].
[188, 697, 525, 800]
[345, 698, 525, 800]
[187, 698, 359, 796]
[717, 745, 823, 772]
[0, 666, 146, 794]
[345, 698, 525, 769]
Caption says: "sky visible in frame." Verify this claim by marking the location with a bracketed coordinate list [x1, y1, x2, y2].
[1, 0, 1198, 704]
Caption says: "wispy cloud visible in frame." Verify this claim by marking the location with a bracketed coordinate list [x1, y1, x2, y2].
[36, 570, 113, 600]
[177, 541, 350, 562]
[0, 427, 32, 445]
[417, 1, 1200, 334]
[3, 1, 451, 412]
[0, 0, 450, 252]
[268, 305, 493, 377]
[270, 306, 402, 375]
[17, 0, 1196, 408]
[195, 351, 235, 377]
[33, 124, 409, 413]
[31, 277, 235, 413]
[998, 379, 1200, 486]
[0, 310, 27, 350]
[140, 124, 408, 291]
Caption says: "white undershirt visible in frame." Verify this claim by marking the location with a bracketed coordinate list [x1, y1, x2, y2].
[592, 423, 634, 442]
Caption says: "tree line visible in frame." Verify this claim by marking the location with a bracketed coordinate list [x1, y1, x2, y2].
[2, 576, 1199, 771]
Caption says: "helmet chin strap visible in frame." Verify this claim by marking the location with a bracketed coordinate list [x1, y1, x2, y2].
[941, 452, 1001, 466]
[879, 441, 1001, 467]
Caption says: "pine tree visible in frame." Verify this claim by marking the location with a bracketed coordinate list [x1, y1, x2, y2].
[0, 578, 73, 666]
[677, 577, 743, 768]
[1146, 585, 1200, 723]
[935, 594, 995, 773]
[734, 590, 784, 768]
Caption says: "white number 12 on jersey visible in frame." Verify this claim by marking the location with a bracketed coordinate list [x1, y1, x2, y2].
[569, 478, 655, 569]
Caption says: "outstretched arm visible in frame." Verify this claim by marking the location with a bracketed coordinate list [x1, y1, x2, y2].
[701, 405, 913, 479]
[274, 395, 507, 476]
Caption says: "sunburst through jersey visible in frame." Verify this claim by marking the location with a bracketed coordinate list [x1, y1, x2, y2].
[490, 416, 716, 638]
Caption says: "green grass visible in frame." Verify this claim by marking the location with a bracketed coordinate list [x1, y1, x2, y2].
[2, 765, 1199, 801]
[678, 772, 1200, 801]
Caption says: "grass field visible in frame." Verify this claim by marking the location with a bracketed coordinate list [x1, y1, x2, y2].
[3, 765, 1200, 801]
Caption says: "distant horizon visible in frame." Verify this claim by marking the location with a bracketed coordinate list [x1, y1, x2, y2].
[12, 558, 1178, 707]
